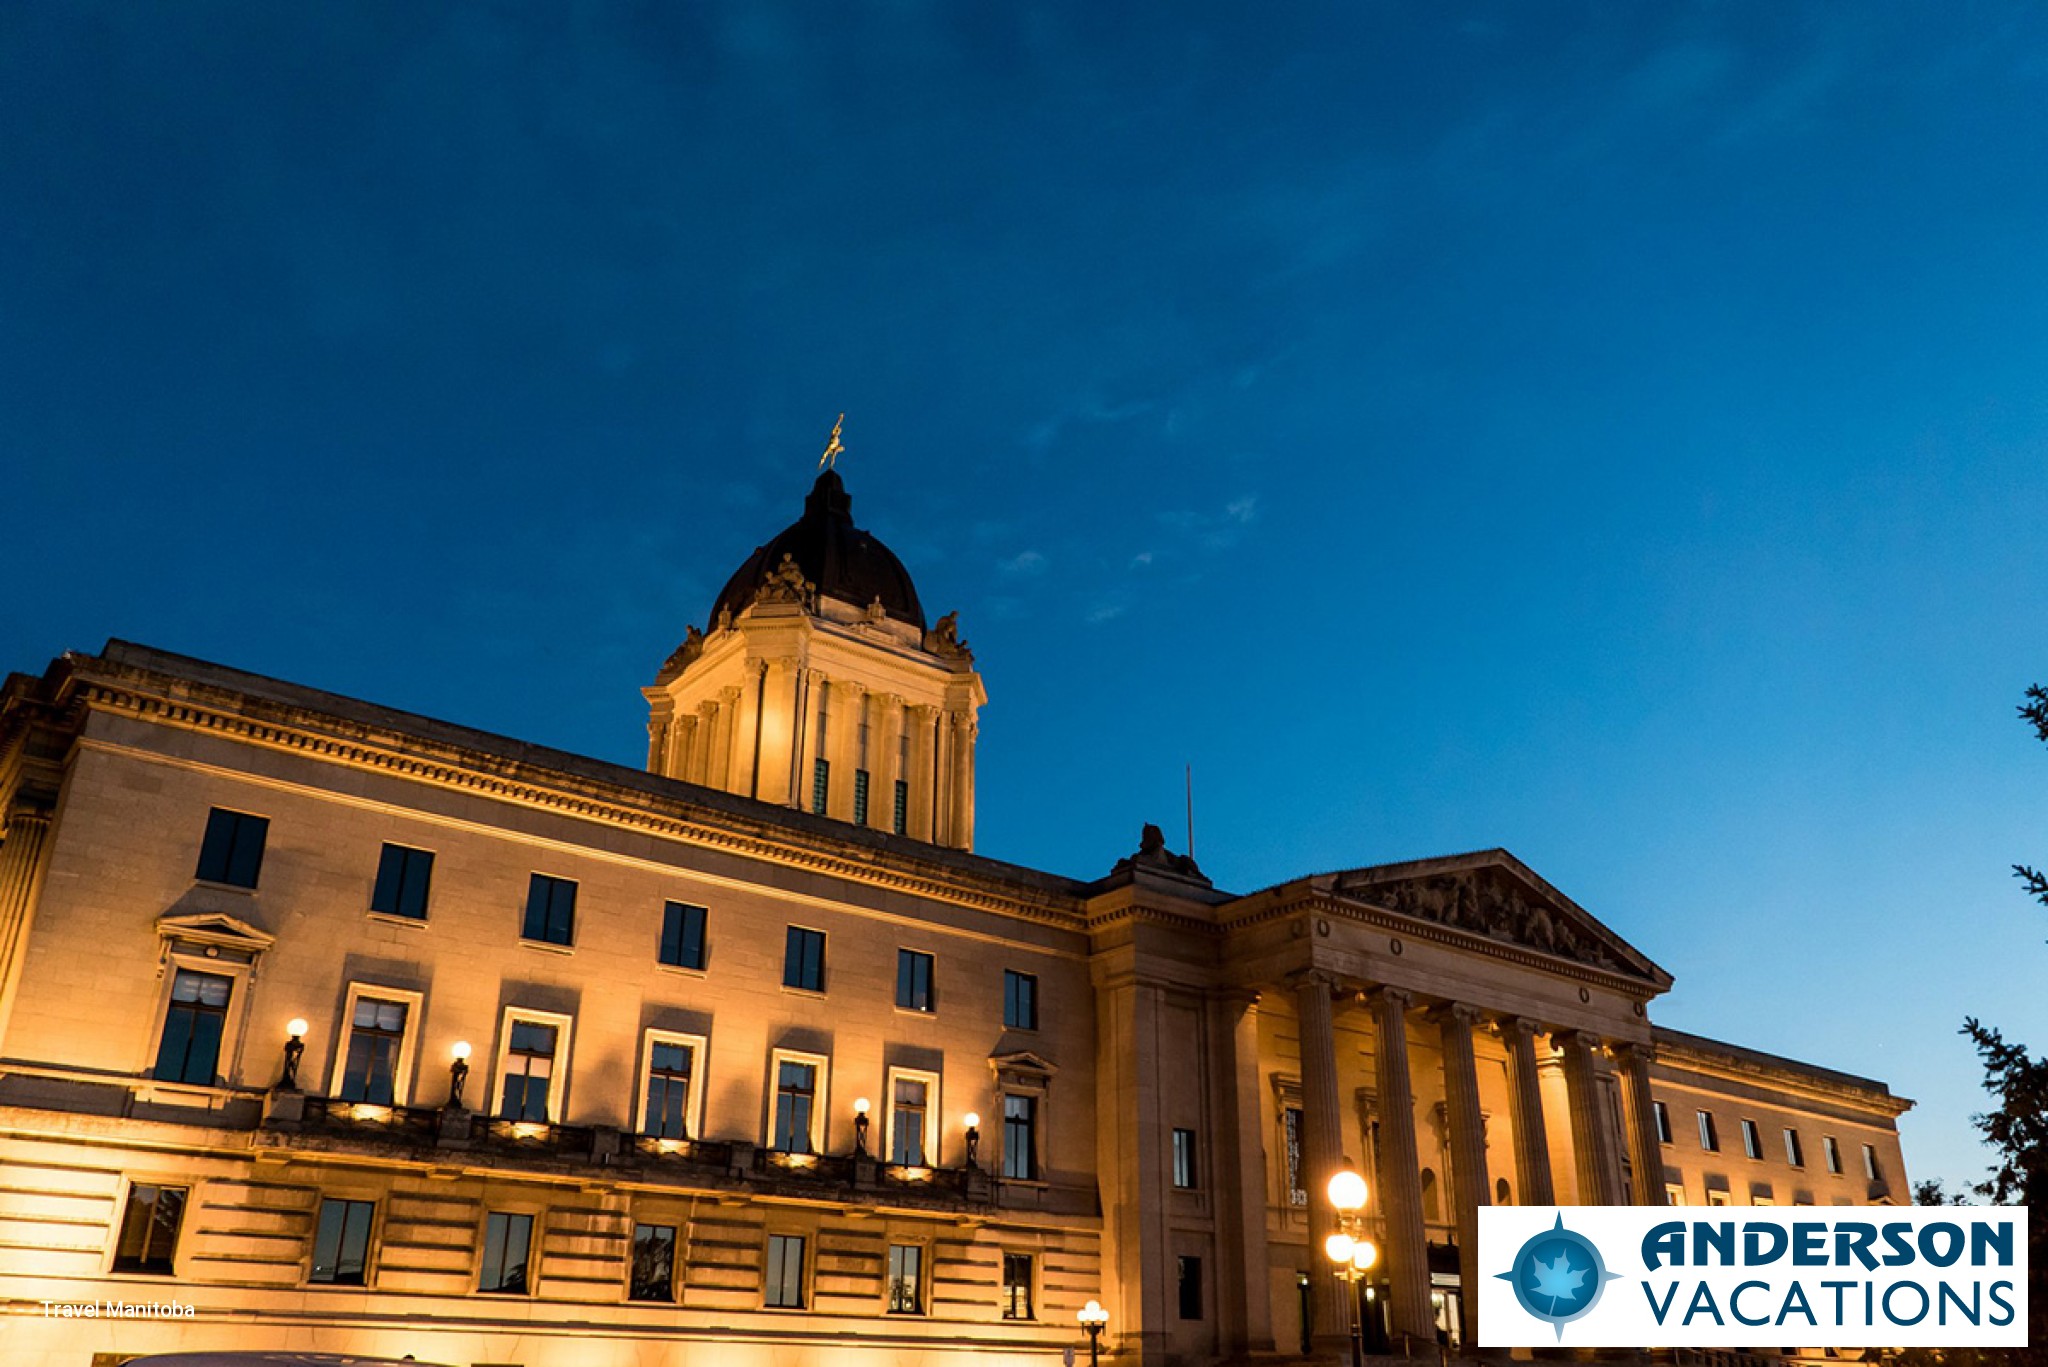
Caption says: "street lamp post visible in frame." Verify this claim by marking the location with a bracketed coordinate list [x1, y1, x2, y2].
[1324, 1164, 1377, 1367]
[1077, 1298, 1109, 1366]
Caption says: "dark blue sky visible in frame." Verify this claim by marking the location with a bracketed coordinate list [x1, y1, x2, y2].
[5, 3, 2044, 1189]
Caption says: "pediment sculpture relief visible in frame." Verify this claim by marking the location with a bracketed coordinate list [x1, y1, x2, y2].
[1336, 867, 1628, 974]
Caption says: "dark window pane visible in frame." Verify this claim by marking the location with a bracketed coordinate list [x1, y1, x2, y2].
[644, 1041, 694, 1139]
[523, 874, 576, 946]
[371, 844, 433, 920]
[153, 969, 231, 1085]
[893, 779, 908, 834]
[765, 1234, 805, 1308]
[886, 1243, 922, 1314]
[660, 902, 707, 970]
[1172, 1128, 1197, 1189]
[1177, 1255, 1203, 1320]
[811, 757, 830, 814]
[783, 927, 824, 991]
[1002, 1094, 1037, 1180]
[1002, 1252, 1034, 1320]
[113, 1184, 187, 1275]
[311, 1198, 375, 1285]
[896, 949, 934, 1012]
[1003, 971, 1037, 1030]
[853, 769, 870, 826]
[629, 1223, 676, 1302]
[339, 997, 407, 1105]
[479, 1212, 533, 1294]
[196, 808, 268, 888]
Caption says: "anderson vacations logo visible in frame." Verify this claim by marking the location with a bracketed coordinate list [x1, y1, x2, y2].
[1479, 1207, 2028, 1348]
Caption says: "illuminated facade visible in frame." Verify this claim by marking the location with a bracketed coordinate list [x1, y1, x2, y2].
[0, 471, 1909, 1366]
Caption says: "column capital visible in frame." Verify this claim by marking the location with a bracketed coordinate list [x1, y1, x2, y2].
[4, 795, 56, 831]
[1612, 1038, 1656, 1066]
[1285, 967, 1348, 997]
[1425, 1000, 1483, 1028]
[1552, 1028, 1606, 1056]
[1364, 983, 1414, 1012]
[1497, 1014, 1546, 1041]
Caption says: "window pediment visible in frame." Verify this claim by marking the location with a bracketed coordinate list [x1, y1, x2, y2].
[155, 911, 276, 964]
[989, 1050, 1056, 1089]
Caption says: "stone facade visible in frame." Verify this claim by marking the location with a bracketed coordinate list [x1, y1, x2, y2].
[0, 476, 1910, 1367]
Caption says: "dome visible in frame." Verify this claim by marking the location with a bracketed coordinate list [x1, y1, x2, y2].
[708, 470, 926, 630]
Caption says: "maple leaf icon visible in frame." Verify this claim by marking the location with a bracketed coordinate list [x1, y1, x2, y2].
[1526, 1250, 1587, 1312]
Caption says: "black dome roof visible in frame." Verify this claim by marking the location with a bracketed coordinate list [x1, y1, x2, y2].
[709, 470, 926, 630]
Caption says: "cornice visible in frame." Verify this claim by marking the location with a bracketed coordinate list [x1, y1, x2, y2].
[70, 669, 1087, 932]
[1651, 1031, 1912, 1117]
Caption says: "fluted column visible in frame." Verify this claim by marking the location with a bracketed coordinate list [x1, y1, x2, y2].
[1291, 971, 1348, 1346]
[1216, 991, 1274, 1353]
[1616, 1042, 1666, 1206]
[1502, 1017, 1556, 1205]
[1368, 986, 1432, 1348]
[1431, 1003, 1489, 1350]
[0, 800, 56, 1052]
[1556, 1031, 1626, 1205]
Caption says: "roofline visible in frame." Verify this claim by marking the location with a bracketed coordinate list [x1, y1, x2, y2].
[1652, 1025, 1912, 1112]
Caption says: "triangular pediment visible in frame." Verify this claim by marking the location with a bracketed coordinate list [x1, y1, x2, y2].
[155, 911, 276, 953]
[988, 1050, 1059, 1080]
[1323, 849, 1668, 984]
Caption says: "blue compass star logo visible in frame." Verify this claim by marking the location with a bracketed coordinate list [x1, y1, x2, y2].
[1494, 1214, 1622, 1339]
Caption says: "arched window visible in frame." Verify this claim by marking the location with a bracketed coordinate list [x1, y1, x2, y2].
[1495, 1176, 1512, 1206]
[1420, 1167, 1439, 1222]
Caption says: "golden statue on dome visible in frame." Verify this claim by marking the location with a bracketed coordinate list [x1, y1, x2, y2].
[818, 413, 845, 471]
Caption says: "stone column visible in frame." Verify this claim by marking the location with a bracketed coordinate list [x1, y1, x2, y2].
[0, 799, 56, 1052]
[692, 700, 720, 786]
[1556, 1032, 1625, 1205]
[950, 714, 976, 850]
[1616, 1042, 1666, 1206]
[1432, 1003, 1489, 1350]
[1368, 986, 1433, 1349]
[1501, 1018, 1556, 1205]
[1291, 971, 1348, 1346]
[1213, 991, 1274, 1354]
[906, 705, 937, 842]
[873, 695, 903, 831]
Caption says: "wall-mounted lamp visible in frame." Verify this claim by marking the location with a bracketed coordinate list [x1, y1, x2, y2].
[853, 1096, 871, 1155]
[963, 1111, 981, 1169]
[280, 1018, 309, 1091]
[448, 1040, 472, 1109]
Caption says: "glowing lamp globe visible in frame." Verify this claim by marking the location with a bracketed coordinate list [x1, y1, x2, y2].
[286, 1018, 309, 1040]
[450, 1040, 472, 1061]
[1324, 1232, 1357, 1265]
[1327, 1168, 1368, 1213]
[1352, 1239, 1378, 1271]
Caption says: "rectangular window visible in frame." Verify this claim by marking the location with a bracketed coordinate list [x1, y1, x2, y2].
[854, 769, 870, 826]
[1862, 1144, 1880, 1181]
[1653, 1100, 1672, 1144]
[1177, 1254, 1203, 1320]
[1663, 1182, 1687, 1206]
[896, 949, 935, 1012]
[1783, 1128, 1805, 1168]
[195, 807, 268, 888]
[629, 1223, 676, 1302]
[500, 1021, 558, 1122]
[478, 1211, 534, 1294]
[1824, 1135, 1842, 1174]
[1001, 1093, 1038, 1180]
[1003, 970, 1038, 1030]
[889, 1074, 929, 1166]
[893, 779, 909, 835]
[1001, 1252, 1034, 1320]
[370, 843, 433, 920]
[153, 968, 231, 1085]
[1740, 1118, 1762, 1160]
[522, 873, 577, 946]
[764, 1233, 806, 1309]
[643, 1040, 696, 1139]
[811, 757, 830, 814]
[112, 1183, 187, 1275]
[339, 996, 409, 1105]
[886, 1243, 923, 1314]
[1696, 1109, 1719, 1152]
[310, 1198, 375, 1286]
[1706, 1188, 1731, 1207]
[1284, 1106, 1307, 1205]
[1172, 1128, 1197, 1189]
[775, 1059, 818, 1153]
[783, 926, 825, 992]
[658, 901, 707, 970]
